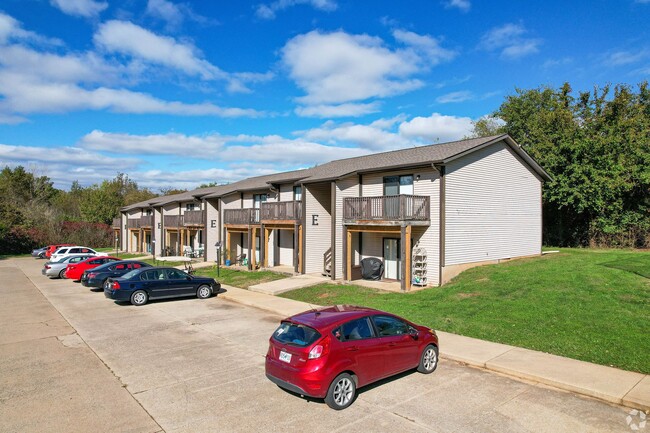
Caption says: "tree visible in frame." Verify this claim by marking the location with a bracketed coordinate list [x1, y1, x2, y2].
[477, 82, 650, 247]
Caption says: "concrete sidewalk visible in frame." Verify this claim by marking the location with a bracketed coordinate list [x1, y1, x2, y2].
[217, 284, 650, 412]
[248, 273, 329, 295]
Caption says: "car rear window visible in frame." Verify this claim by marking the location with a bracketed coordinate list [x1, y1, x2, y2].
[273, 322, 321, 347]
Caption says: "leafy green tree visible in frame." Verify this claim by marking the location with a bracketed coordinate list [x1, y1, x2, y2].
[480, 82, 650, 247]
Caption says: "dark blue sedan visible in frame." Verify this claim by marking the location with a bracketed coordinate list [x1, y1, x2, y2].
[104, 267, 220, 306]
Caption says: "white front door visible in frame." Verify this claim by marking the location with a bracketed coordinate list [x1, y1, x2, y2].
[383, 239, 400, 280]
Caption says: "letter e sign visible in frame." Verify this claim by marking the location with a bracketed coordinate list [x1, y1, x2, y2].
[312, 214, 319, 225]
[211, 220, 216, 228]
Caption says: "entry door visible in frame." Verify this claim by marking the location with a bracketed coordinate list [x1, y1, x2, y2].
[383, 239, 400, 280]
[145, 233, 151, 252]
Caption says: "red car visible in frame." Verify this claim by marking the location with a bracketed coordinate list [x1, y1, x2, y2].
[46, 243, 74, 259]
[65, 256, 120, 281]
[265, 305, 439, 410]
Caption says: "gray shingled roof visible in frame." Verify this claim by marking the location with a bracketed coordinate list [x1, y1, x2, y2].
[120, 134, 550, 211]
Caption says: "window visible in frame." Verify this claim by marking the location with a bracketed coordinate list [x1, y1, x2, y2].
[142, 269, 166, 281]
[293, 186, 302, 201]
[89, 259, 101, 265]
[273, 322, 321, 347]
[165, 269, 187, 280]
[253, 194, 267, 208]
[371, 315, 409, 337]
[383, 175, 413, 196]
[145, 209, 153, 216]
[340, 317, 374, 341]
[186, 203, 196, 211]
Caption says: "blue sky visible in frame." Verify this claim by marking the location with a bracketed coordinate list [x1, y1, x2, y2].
[0, 0, 648, 191]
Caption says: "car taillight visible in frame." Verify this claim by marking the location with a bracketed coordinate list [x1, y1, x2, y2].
[87, 272, 96, 278]
[111, 281, 120, 289]
[45, 265, 50, 269]
[308, 338, 330, 359]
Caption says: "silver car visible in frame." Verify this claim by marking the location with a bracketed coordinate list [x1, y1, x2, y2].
[42, 255, 95, 279]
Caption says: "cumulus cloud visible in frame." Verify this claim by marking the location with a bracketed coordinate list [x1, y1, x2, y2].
[444, 0, 470, 12]
[283, 30, 455, 116]
[479, 23, 541, 59]
[255, 0, 337, 20]
[398, 113, 474, 143]
[50, 0, 108, 18]
[0, 13, 264, 122]
[145, 0, 214, 30]
[0, 143, 138, 168]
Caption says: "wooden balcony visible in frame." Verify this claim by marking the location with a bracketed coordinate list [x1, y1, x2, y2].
[183, 210, 204, 226]
[126, 216, 153, 229]
[224, 208, 260, 226]
[164, 215, 183, 228]
[343, 195, 430, 225]
[112, 218, 121, 229]
[261, 201, 302, 223]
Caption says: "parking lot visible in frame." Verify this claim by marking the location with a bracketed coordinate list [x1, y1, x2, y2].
[0, 257, 636, 433]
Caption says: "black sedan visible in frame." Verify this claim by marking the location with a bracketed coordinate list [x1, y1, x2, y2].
[81, 260, 152, 290]
[104, 267, 220, 306]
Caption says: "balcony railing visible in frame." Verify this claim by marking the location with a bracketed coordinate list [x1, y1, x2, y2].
[164, 215, 183, 227]
[261, 201, 302, 222]
[183, 210, 204, 226]
[112, 218, 121, 229]
[126, 216, 154, 229]
[343, 195, 430, 223]
[224, 208, 260, 225]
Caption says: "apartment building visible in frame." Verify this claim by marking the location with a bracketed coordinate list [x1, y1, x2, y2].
[119, 134, 550, 290]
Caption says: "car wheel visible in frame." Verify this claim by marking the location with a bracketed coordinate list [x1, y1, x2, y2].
[38, 253, 45, 259]
[196, 285, 212, 299]
[325, 373, 356, 410]
[58, 269, 66, 279]
[417, 345, 438, 374]
[101, 279, 110, 291]
[130, 290, 148, 306]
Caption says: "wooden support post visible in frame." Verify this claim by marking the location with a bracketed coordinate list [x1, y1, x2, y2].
[298, 225, 303, 274]
[251, 227, 257, 270]
[247, 227, 253, 271]
[226, 230, 231, 264]
[293, 224, 299, 274]
[405, 225, 412, 291]
[400, 226, 406, 292]
[264, 228, 270, 268]
[346, 227, 352, 281]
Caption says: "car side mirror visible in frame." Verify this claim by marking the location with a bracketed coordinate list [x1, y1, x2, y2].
[409, 327, 418, 339]
[186, 276, 192, 280]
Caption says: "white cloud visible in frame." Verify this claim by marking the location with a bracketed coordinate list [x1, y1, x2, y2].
[392, 29, 457, 66]
[436, 90, 474, 103]
[604, 49, 648, 66]
[0, 143, 138, 168]
[283, 30, 454, 115]
[81, 130, 228, 156]
[479, 23, 541, 59]
[445, 0, 470, 12]
[94, 20, 226, 81]
[398, 113, 474, 143]
[145, 0, 213, 30]
[0, 12, 63, 46]
[50, 0, 108, 18]
[295, 102, 381, 118]
[255, 0, 337, 20]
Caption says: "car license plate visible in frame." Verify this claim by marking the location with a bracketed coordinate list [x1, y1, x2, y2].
[279, 351, 291, 363]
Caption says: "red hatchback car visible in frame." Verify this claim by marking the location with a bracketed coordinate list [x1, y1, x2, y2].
[265, 305, 439, 410]
[65, 256, 120, 281]
[46, 243, 73, 259]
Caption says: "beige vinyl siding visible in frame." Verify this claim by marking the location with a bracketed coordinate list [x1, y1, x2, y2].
[445, 141, 542, 265]
[304, 183, 331, 274]
[221, 193, 241, 210]
[335, 176, 359, 278]
[360, 232, 383, 260]
[162, 203, 179, 215]
[279, 184, 293, 201]
[205, 199, 219, 261]
[243, 193, 253, 208]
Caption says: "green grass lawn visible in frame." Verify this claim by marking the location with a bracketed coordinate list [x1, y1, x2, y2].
[280, 248, 650, 374]
[194, 266, 288, 289]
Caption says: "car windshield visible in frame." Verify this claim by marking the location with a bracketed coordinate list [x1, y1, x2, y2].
[272, 322, 321, 347]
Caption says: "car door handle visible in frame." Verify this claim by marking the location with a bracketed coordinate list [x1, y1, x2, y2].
[388, 343, 397, 347]
[346, 346, 359, 351]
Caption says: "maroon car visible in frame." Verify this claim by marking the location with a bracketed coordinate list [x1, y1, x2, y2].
[265, 305, 439, 410]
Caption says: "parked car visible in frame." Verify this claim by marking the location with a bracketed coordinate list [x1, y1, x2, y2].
[81, 260, 152, 290]
[265, 305, 439, 410]
[31, 246, 48, 258]
[51, 246, 107, 262]
[65, 256, 120, 282]
[104, 267, 220, 306]
[45, 243, 74, 259]
[42, 255, 96, 279]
